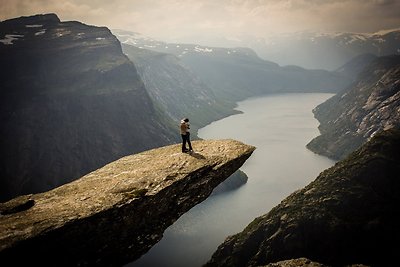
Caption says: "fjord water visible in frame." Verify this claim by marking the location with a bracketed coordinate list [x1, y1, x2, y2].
[129, 93, 336, 267]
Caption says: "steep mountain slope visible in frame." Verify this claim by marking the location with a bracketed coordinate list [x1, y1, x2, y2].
[0, 14, 178, 201]
[121, 43, 236, 132]
[205, 129, 400, 267]
[307, 55, 400, 160]
[113, 30, 352, 103]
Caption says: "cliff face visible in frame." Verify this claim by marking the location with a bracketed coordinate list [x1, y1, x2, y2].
[205, 129, 400, 267]
[0, 139, 255, 266]
[0, 14, 178, 201]
[307, 55, 400, 160]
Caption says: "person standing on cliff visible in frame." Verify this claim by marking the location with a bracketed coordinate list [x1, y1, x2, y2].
[180, 118, 193, 153]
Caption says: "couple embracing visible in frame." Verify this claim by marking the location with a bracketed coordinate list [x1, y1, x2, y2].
[180, 118, 193, 153]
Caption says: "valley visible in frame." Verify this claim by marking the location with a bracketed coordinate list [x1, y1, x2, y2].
[1, 12, 399, 267]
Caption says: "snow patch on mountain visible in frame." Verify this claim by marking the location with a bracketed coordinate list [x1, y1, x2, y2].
[0, 34, 24, 45]
[194, 46, 213, 53]
[35, 30, 46, 36]
[25, 24, 43, 28]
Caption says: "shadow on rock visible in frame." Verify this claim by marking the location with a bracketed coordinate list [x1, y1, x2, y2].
[189, 152, 206, 159]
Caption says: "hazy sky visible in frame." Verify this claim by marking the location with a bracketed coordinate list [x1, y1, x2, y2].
[1, 0, 400, 44]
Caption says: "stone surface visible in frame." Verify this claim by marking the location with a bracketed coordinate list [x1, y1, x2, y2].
[205, 129, 400, 267]
[0, 139, 255, 266]
[261, 257, 329, 267]
[259, 257, 369, 267]
[259, 258, 368, 267]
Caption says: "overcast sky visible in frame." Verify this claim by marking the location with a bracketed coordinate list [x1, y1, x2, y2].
[1, 0, 400, 44]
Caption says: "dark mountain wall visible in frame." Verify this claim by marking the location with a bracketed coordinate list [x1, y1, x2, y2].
[0, 14, 178, 201]
[205, 129, 400, 267]
[307, 55, 400, 160]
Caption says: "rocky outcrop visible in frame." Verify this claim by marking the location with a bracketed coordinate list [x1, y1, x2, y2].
[211, 169, 248, 196]
[307, 55, 400, 160]
[0, 14, 178, 201]
[260, 257, 369, 267]
[261, 257, 330, 267]
[0, 139, 255, 266]
[205, 129, 400, 267]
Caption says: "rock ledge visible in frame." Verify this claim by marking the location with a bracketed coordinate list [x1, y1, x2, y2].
[0, 139, 255, 266]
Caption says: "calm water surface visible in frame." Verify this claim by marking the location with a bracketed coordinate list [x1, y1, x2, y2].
[128, 93, 336, 267]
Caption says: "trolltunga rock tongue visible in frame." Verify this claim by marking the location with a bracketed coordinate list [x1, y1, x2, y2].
[0, 139, 255, 266]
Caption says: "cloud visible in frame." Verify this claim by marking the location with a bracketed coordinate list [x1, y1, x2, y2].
[1, 0, 399, 43]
